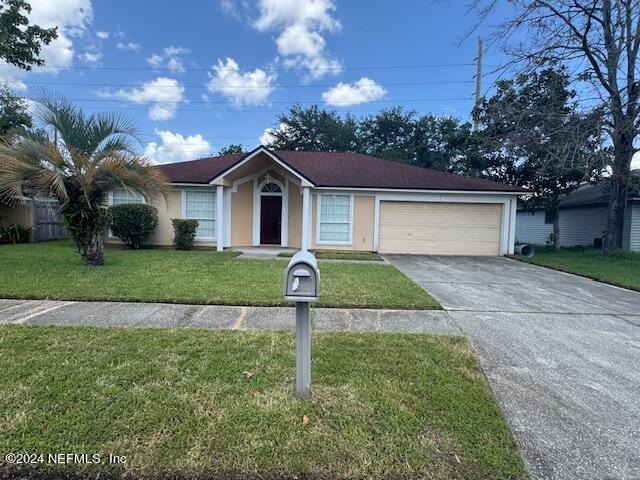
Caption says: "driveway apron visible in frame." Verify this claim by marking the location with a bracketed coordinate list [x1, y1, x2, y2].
[385, 254, 640, 480]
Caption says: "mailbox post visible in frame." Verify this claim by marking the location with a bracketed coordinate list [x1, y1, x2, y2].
[283, 251, 320, 399]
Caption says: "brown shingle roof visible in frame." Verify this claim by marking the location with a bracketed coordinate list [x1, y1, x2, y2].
[156, 152, 244, 184]
[157, 148, 525, 193]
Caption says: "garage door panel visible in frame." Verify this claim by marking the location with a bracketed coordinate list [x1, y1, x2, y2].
[379, 201, 502, 256]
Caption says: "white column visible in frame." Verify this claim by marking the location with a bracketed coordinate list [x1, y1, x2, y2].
[301, 187, 310, 251]
[508, 197, 517, 254]
[216, 185, 224, 252]
[500, 200, 510, 256]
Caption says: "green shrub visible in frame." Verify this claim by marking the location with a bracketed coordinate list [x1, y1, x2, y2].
[172, 219, 199, 250]
[107, 204, 158, 249]
[0, 224, 32, 244]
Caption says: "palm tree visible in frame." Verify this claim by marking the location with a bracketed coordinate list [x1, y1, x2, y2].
[0, 93, 168, 265]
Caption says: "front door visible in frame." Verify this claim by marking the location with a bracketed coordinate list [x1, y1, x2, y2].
[260, 196, 282, 244]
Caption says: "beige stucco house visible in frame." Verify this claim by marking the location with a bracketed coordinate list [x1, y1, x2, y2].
[107, 146, 525, 256]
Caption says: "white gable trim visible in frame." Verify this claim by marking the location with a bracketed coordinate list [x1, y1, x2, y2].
[209, 146, 315, 187]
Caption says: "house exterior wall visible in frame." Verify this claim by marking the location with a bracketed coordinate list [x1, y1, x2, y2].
[516, 207, 607, 247]
[105, 188, 217, 248]
[516, 205, 640, 249]
[515, 210, 552, 245]
[288, 182, 302, 248]
[230, 180, 253, 246]
[0, 201, 34, 229]
[309, 193, 375, 251]
[629, 204, 640, 251]
[559, 207, 608, 247]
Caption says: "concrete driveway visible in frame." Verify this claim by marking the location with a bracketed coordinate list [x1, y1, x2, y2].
[385, 255, 640, 480]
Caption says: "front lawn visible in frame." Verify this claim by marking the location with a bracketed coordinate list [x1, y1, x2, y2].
[0, 241, 439, 309]
[0, 325, 525, 479]
[512, 246, 640, 291]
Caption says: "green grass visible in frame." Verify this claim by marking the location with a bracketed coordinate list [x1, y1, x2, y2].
[0, 325, 525, 479]
[0, 241, 439, 309]
[512, 246, 640, 291]
[278, 250, 384, 261]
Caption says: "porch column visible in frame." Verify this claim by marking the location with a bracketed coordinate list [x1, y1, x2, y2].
[216, 185, 224, 252]
[301, 187, 311, 251]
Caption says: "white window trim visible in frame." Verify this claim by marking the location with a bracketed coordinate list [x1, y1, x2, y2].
[252, 178, 288, 247]
[316, 193, 354, 246]
[107, 189, 146, 206]
[181, 189, 217, 241]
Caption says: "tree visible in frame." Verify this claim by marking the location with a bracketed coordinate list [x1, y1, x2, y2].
[217, 144, 245, 155]
[265, 105, 474, 170]
[475, 0, 640, 253]
[413, 115, 474, 170]
[473, 67, 607, 248]
[0, 93, 168, 265]
[359, 107, 417, 163]
[0, 0, 57, 70]
[0, 84, 31, 135]
[263, 104, 361, 152]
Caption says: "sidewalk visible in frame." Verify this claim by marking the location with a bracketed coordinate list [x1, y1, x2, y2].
[0, 298, 457, 334]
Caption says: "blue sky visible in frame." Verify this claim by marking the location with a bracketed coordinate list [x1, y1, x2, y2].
[1, 0, 516, 164]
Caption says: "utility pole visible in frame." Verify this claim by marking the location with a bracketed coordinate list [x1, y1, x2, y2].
[473, 37, 483, 130]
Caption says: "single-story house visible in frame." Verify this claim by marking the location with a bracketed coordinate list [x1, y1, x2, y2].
[106, 146, 525, 256]
[516, 173, 640, 251]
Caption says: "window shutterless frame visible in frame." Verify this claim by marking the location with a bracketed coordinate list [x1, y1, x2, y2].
[316, 193, 354, 246]
[181, 189, 216, 241]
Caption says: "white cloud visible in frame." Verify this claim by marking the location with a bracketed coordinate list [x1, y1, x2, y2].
[96, 31, 110, 39]
[0, 0, 92, 86]
[259, 122, 289, 146]
[207, 58, 276, 105]
[253, 0, 340, 32]
[99, 77, 185, 121]
[147, 46, 189, 74]
[632, 151, 640, 170]
[253, 0, 341, 80]
[321, 77, 386, 106]
[144, 130, 212, 164]
[79, 50, 102, 63]
[117, 42, 142, 52]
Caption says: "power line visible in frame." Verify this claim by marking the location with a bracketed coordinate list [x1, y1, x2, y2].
[33, 96, 472, 105]
[19, 79, 475, 89]
[28, 62, 481, 73]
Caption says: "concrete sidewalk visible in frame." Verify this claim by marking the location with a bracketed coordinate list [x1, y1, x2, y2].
[0, 298, 456, 334]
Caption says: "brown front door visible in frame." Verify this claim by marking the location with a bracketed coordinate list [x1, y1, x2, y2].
[260, 196, 282, 244]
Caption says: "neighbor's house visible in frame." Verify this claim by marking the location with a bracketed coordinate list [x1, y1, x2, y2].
[516, 176, 640, 251]
[106, 146, 525, 256]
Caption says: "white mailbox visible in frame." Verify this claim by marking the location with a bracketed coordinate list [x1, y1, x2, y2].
[283, 250, 320, 302]
[283, 250, 320, 399]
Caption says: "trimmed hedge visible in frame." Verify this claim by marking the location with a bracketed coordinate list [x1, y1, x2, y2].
[107, 203, 158, 249]
[172, 219, 199, 250]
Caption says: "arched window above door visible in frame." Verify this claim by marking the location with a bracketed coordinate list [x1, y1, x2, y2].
[261, 182, 282, 193]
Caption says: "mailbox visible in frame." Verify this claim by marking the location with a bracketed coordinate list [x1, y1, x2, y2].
[284, 250, 320, 302]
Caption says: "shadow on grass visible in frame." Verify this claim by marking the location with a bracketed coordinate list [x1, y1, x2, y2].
[1, 466, 357, 480]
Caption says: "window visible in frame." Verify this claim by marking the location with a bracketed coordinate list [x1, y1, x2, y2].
[318, 194, 352, 244]
[184, 191, 216, 239]
[261, 182, 281, 193]
[111, 189, 144, 205]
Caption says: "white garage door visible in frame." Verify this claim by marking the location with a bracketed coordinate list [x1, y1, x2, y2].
[378, 201, 502, 255]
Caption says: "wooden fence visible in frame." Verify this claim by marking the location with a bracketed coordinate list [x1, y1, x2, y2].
[32, 198, 69, 242]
